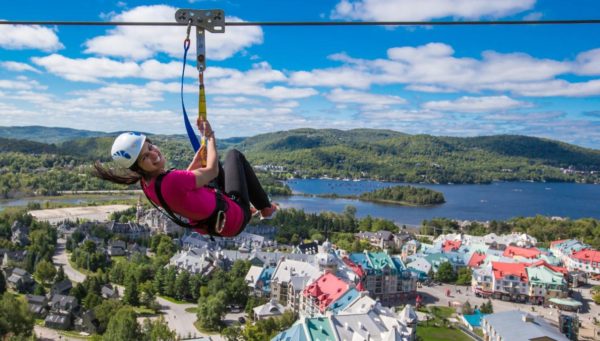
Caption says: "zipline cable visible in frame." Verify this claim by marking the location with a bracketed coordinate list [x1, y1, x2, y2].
[1, 19, 600, 27]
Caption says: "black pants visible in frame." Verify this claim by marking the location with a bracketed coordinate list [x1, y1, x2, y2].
[214, 149, 271, 215]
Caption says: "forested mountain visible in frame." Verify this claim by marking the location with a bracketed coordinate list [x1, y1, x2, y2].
[0, 126, 599, 198]
[238, 129, 600, 183]
[0, 126, 113, 143]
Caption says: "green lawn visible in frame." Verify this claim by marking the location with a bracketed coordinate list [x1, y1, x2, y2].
[133, 306, 157, 316]
[58, 330, 93, 339]
[193, 320, 221, 335]
[185, 307, 198, 313]
[158, 295, 188, 304]
[417, 326, 472, 341]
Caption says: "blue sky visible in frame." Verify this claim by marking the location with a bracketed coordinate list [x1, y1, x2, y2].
[1, 0, 600, 148]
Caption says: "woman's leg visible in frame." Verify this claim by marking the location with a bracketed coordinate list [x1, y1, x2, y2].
[223, 149, 271, 210]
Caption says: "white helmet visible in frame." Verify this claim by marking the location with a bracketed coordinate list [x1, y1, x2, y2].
[111, 132, 146, 168]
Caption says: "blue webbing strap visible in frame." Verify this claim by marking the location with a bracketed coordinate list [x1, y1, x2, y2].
[181, 38, 200, 152]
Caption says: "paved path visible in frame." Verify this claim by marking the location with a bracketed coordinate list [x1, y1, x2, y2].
[53, 240, 223, 339]
[53, 238, 85, 283]
[35, 325, 87, 341]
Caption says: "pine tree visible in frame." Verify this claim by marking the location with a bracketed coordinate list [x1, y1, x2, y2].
[123, 274, 139, 307]
[0, 271, 5, 294]
[54, 265, 66, 283]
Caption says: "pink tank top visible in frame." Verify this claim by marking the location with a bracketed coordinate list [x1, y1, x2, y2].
[142, 170, 245, 237]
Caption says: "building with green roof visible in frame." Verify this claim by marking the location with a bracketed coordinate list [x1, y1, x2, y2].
[526, 265, 568, 304]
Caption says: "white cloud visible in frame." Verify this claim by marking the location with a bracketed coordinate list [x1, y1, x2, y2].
[31, 54, 189, 82]
[326, 88, 406, 110]
[1, 61, 41, 73]
[32, 54, 140, 82]
[289, 42, 600, 98]
[486, 111, 564, 121]
[83, 5, 263, 61]
[361, 109, 444, 121]
[0, 23, 63, 51]
[0, 78, 46, 91]
[574, 48, 600, 75]
[422, 95, 530, 113]
[331, 0, 536, 21]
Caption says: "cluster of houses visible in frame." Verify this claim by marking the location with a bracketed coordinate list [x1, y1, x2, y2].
[2, 264, 118, 332]
[403, 232, 596, 311]
[244, 241, 419, 340]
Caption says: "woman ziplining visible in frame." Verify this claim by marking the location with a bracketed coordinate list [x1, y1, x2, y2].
[93, 11, 277, 238]
[93, 120, 278, 238]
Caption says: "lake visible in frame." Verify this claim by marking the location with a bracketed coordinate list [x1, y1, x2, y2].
[1, 179, 598, 227]
[273, 179, 600, 226]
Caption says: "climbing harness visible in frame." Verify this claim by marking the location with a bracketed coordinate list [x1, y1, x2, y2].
[144, 169, 229, 240]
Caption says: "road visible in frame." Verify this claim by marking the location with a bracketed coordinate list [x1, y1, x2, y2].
[418, 283, 600, 340]
[52, 238, 224, 340]
[53, 238, 85, 283]
[35, 325, 88, 341]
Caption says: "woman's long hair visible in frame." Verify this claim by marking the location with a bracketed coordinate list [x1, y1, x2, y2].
[93, 161, 145, 185]
[92, 138, 151, 185]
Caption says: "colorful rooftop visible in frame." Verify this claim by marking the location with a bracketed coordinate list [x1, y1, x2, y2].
[342, 257, 365, 279]
[366, 252, 397, 273]
[303, 273, 350, 313]
[305, 317, 335, 341]
[468, 252, 487, 268]
[526, 265, 565, 286]
[442, 240, 462, 252]
[259, 267, 275, 293]
[571, 249, 600, 263]
[328, 288, 360, 314]
[503, 246, 541, 259]
[491, 262, 529, 282]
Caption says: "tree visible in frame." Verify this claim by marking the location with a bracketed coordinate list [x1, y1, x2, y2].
[123, 274, 139, 307]
[435, 262, 457, 283]
[197, 291, 227, 331]
[456, 267, 472, 285]
[54, 265, 66, 283]
[93, 299, 123, 334]
[83, 292, 102, 310]
[102, 307, 141, 341]
[34, 259, 56, 284]
[0, 292, 34, 338]
[462, 300, 474, 315]
[480, 299, 494, 314]
[141, 316, 176, 341]
[0, 272, 5, 295]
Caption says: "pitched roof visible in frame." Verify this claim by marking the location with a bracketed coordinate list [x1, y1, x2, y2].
[503, 246, 541, 259]
[303, 273, 350, 313]
[442, 240, 462, 252]
[491, 262, 529, 282]
[571, 249, 600, 263]
[468, 252, 487, 268]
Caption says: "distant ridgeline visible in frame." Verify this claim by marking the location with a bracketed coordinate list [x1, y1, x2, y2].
[0, 126, 599, 198]
[240, 128, 600, 184]
[320, 185, 445, 206]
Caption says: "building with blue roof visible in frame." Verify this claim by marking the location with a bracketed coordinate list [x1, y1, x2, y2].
[328, 288, 360, 314]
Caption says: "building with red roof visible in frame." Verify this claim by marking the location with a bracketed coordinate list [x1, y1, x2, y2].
[442, 240, 462, 252]
[569, 249, 600, 275]
[467, 252, 487, 268]
[301, 273, 350, 316]
[503, 246, 541, 259]
[490, 262, 529, 301]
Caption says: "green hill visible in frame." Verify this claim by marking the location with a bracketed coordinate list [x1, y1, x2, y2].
[0, 126, 599, 199]
[0, 126, 113, 143]
[237, 129, 600, 184]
